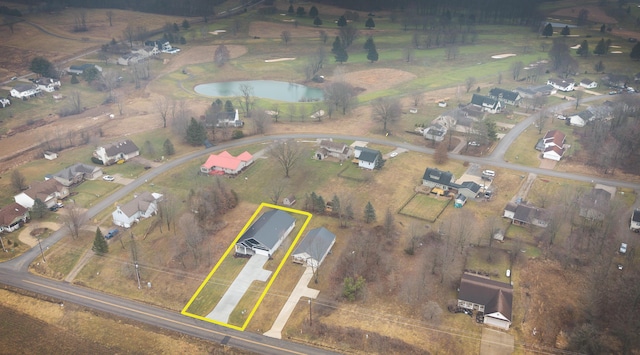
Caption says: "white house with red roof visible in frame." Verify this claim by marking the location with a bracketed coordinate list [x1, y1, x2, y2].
[537, 130, 567, 161]
[200, 151, 254, 175]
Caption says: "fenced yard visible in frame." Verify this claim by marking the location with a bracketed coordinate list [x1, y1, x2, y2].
[398, 192, 451, 222]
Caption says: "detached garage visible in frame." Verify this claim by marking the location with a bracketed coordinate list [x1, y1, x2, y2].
[457, 273, 513, 330]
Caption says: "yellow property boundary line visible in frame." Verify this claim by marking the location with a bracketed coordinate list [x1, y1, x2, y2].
[181, 202, 312, 331]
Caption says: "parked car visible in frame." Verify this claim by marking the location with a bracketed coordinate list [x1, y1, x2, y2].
[102, 175, 115, 181]
[389, 151, 398, 158]
[620, 243, 628, 254]
[104, 229, 119, 240]
[482, 170, 495, 178]
[468, 141, 480, 147]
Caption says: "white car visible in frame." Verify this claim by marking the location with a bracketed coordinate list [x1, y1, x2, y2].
[482, 170, 496, 177]
[390, 152, 398, 158]
[468, 141, 480, 147]
[620, 243, 628, 254]
[102, 175, 115, 181]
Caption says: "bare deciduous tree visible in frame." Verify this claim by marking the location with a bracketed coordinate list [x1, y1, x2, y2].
[154, 97, 170, 128]
[214, 44, 230, 67]
[251, 109, 271, 135]
[157, 193, 178, 234]
[464, 77, 476, 93]
[323, 81, 357, 115]
[62, 202, 87, 240]
[280, 30, 291, 45]
[268, 140, 306, 178]
[511, 61, 524, 80]
[123, 24, 135, 48]
[10, 170, 27, 191]
[372, 97, 402, 132]
[304, 47, 326, 81]
[106, 10, 114, 27]
[338, 25, 359, 48]
[238, 84, 254, 117]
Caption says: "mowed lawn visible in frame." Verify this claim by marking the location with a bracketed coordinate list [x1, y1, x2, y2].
[400, 193, 451, 222]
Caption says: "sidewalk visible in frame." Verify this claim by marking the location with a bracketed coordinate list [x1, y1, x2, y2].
[264, 266, 319, 339]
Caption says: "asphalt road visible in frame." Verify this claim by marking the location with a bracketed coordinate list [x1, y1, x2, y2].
[1, 93, 638, 354]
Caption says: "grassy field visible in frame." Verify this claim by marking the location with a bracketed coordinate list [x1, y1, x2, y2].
[399, 193, 451, 222]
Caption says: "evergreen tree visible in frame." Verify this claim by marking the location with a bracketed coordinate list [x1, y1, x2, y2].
[594, 38, 606, 55]
[182, 19, 190, 29]
[287, 5, 294, 14]
[315, 194, 326, 213]
[363, 36, 374, 50]
[92, 227, 108, 254]
[367, 46, 379, 63]
[365, 17, 375, 29]
[30, 57, 54, 78]
[594, 60, 605, 72]
[31, 198, 48, 219]
[71, 74, 79, 84]
[82, 66, 100, 83]
[486, 120, 498, 141]
[542, 23, 553, 37]
[576, 40, 589, 57]
[331, 36, 343, 54]
[374, 153, 385, 169]
[163, 138, 175, 155]
[331, 195, 341, 217]
[309, 6, 318, 18]
[296, 6, 306, 17]
[337, 15, 347, 27]
[313, 17, 322, 27]
[561, 25, 570, 36]
[364, 201, 376, 223]
[631, 42, 640, 60]
[185, 117, 206, 146]
[600, 24, 606, 33]
[334, 47, 348, 63]
[225, 100, 234, 112]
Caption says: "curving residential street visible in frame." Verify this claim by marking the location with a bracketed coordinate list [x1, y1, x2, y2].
[1, 93, 638, 354]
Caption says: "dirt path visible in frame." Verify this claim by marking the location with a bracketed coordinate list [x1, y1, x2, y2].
[64, 248, 95, 283]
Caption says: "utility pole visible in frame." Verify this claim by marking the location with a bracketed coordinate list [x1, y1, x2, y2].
[135, 263, 141, 289]
[130, 232, 140, 289]
[37, 237, 46, 262]
[308, 298, 312, 326]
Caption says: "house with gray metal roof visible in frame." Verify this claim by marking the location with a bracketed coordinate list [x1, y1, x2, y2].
[488, 88, 522, 106]
[292, 227, 336, 267]
[235, 210, 296, 257]
[52, 163, 102, 186]
[354, 146, 382, 170]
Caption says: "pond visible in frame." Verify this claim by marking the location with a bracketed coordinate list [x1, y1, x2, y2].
[194, 80, 323, 103]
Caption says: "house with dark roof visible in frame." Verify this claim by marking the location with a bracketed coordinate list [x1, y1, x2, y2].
[52, 163, 103, 186]
[422, 168, 456, 191]
[354, 146, 382, 170]
[515, 84, 557, 98]
[579, 188, 611, 220]
[471, 94, 502, 113]
[112, 192, 163, 228]
[631, 209, 640, 232]
[67, 63, 102, 75]
[208, 109, 243, 128]
[10, 84, 40, 99]
[488, 88, 522, 106]
[457, 273, 513, 330]
[315, 140, 351, 160]
[93, 139, 140, 165]
[0, 203, 29, 233]
[423, 124, 447, 142]
[547, 77, 575, 92]
[503, 202, 548, 227]
[235, 210, 296, 257]
[14, 179, 69, 209]
[200, 151, 253, 175]
[568, 110, 593, 127]
[457, 181, 482, 199]
[292, 227, 336, 267]
[34, 77, 61, 92]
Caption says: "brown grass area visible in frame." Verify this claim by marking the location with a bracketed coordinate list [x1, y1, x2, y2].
[249, 21, 340, 39]
[0, 289, 245, 354]
[515, 259, 589, 349]
[549, 6, 618, 24]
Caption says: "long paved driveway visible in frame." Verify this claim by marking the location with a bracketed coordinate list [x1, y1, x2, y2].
[207, 254, 272, 323]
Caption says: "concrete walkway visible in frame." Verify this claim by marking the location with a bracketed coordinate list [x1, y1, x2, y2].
[207, 254, 272, 323]
[264, 266, 319, 339]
